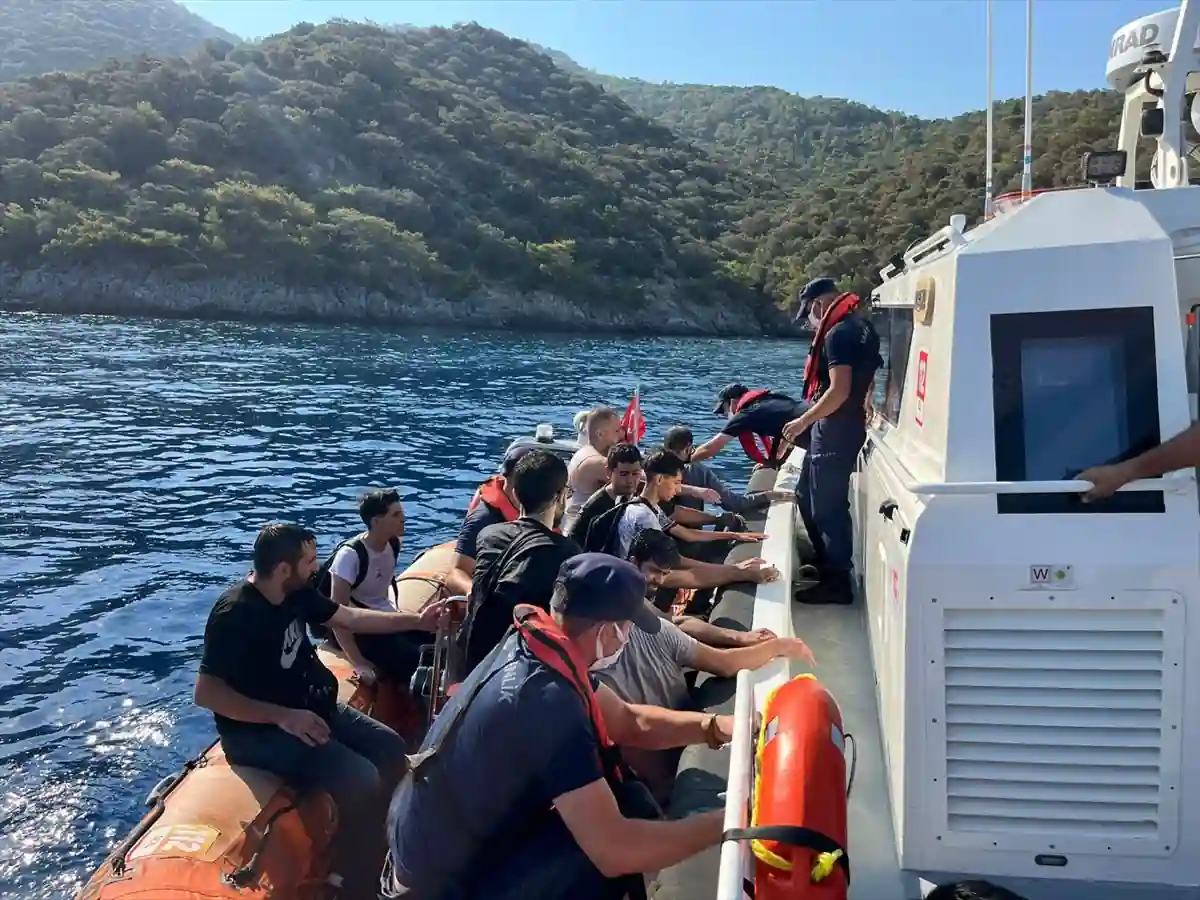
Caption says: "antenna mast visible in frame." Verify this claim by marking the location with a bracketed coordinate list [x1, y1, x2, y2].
[985, 0, 994, 216]
[1021, 0, 1034, 199]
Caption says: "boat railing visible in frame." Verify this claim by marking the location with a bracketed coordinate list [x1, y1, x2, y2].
[868, 429, 1195, 497]
[716, 458, 804, 900]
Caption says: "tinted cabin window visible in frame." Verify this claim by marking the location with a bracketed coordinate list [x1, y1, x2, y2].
[990, 307, 1163, 514]
[878, 307, 915, 426]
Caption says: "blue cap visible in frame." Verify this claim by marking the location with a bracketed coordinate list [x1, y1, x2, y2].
[794, 277, 838, 324]
[552, 554, 661, 634]
[798, 277, 837, 301]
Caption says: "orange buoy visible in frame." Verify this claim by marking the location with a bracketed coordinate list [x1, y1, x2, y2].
[748, 674, 850, 900]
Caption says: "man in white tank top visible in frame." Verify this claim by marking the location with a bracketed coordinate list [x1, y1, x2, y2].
[563, 406, 622, 535]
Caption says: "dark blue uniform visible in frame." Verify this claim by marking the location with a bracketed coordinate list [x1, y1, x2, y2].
[796, 314, 882, 597]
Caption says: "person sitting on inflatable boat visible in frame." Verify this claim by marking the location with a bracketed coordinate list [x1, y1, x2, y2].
[383, 554, 732, 900]
[564, 406, 624, 535]
[689, 383, 806, 468]
[593, 529, 815, 804]
[459, 449, 582, 675]
[320, 488, 429, 689]
[662, 425, 792, 514]
[195, 524, 451, 900]
[449, 445, 532, 596]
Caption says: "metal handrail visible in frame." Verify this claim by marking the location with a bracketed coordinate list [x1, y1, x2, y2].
[715, 672, 755, 900]
[867, 430, 1194, 496]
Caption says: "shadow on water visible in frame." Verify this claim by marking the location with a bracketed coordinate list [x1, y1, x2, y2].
[0, 312, 804, 897]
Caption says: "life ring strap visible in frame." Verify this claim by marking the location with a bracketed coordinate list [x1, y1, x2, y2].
[723, 825, 851, 883]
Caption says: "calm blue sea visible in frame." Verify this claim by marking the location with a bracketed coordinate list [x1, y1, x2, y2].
[0, 312, 804, 898]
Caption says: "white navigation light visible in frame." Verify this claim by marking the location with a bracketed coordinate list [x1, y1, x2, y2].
[535, 423, 554, 442]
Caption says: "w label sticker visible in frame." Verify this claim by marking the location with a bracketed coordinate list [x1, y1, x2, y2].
[1027, 564, 1074, 590]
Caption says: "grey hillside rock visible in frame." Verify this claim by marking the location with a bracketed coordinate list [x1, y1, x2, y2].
[0, 265, 783, 337]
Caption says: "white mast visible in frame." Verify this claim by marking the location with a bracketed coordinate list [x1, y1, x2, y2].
[1021, 0, 1034, 199]
[985, 0, 994, 216]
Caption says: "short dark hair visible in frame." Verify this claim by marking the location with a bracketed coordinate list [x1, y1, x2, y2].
[662, 426, 693, 455]
[925, 882, 1028, 900]
[253, 523, 316, 576]
[511, 449, 569, 515]
[628, 528, 681, 570]
[359, 488, 401, 526]
[644, 449, 686, 479]
[607, 442, 643, 469]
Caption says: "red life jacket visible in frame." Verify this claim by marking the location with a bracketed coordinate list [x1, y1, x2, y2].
[467, 475, 520, 522]
[513, 603, 623, 783]
[731, 388, 775, 465]
[803, 292, 861, 401]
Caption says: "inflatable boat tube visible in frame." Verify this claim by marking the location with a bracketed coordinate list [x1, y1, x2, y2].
[393, 541, 456, 616]
[75, 553, 437, 900]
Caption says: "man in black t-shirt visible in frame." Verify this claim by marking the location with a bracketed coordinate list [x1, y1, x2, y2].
[460, 450, 581, 673]
[448, 445, 534, 596]
[196, 523, 449, 898]
[566, 442, 644, 548]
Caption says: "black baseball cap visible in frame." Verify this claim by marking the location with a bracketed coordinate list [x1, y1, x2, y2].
[713, 383, 749, 415]
[794, 277, 838, 323]
[552, 553, 661, 634]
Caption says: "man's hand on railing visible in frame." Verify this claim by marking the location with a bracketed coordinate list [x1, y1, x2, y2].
[1076, 461, 1138, 502]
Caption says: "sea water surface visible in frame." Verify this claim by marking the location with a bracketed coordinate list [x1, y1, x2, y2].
[0, 312, 802, 898]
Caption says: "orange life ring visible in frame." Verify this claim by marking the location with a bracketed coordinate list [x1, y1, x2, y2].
[746, 674, 851, 900]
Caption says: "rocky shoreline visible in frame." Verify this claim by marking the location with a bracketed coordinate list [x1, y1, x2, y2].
[0, 265, 799, 338]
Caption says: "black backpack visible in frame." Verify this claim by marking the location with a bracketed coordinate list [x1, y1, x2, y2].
[582, 497, 651, 555]
[309, 534, 401, 640]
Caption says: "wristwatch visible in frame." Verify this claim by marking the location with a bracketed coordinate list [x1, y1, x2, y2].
[704, 714, 725, 749]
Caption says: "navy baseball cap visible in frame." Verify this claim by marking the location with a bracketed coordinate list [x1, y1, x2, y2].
[713, 383, 749, 415]
[501, 443, 536, 475]
[552, 554, 661, 634]
[794, 277, 838, 323]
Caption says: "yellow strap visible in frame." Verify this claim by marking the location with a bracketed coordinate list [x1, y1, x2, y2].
[811, 848, 843, 882]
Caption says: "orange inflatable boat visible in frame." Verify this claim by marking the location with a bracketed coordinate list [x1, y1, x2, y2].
[75, 548, 449, 900]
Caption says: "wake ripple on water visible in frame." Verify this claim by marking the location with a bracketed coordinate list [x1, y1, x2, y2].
[0, 313, 803, 897]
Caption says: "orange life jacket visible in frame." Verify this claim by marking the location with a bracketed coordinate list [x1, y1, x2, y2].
[467, 475, 520, 522]
[803, 292, 861, 401]
[731, 388, 775, 465]
[513, 604, 623, 782]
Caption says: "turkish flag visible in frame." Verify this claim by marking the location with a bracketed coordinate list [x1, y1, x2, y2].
[621, 392, 646, 446]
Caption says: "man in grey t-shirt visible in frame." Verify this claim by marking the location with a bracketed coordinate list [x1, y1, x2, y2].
[595, 530, 815, 803]
[597, 614, 699, 710]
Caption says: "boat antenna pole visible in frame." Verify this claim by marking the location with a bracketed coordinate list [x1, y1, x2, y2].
[1021, 0, 1034, 200]
[985, 0, 994, 216]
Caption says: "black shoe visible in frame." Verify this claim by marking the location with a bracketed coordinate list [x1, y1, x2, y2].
[794, 574, 854, 605]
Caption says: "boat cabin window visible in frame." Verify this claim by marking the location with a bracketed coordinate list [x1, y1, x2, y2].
[877, 306, 915, 426]
[990, 307, 1164, 514]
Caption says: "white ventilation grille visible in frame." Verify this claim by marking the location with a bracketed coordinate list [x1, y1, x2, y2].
[941, 605, 1177, 849]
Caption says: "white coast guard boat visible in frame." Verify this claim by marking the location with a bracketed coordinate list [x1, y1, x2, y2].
[722, 3, 1200, 899]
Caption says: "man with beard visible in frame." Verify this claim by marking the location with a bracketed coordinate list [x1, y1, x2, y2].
[195, 523, 449, 899]
[459, 449, 582, 674]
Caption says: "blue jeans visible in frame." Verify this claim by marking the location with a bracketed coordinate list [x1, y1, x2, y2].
[221, 703, 407, 898]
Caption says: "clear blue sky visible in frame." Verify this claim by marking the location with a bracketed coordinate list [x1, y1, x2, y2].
[180, 0, 1171, 118]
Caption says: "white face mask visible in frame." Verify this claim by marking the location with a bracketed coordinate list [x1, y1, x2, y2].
[808, 305, 823, 328]
[590, 623, 628, 671]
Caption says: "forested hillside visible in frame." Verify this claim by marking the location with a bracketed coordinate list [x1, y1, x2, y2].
[0, 20, 781, 331]
[0, 0, 241, 83]
[0, 0, 1136, 327]
[561, 71, 1126, 298]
